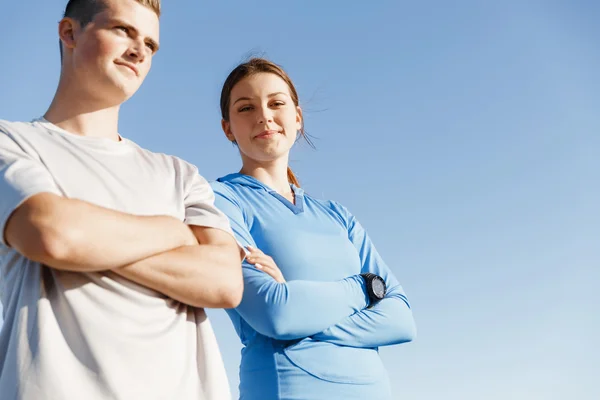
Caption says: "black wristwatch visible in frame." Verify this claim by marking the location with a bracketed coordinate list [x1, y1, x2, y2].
[361, 273, 386, 306]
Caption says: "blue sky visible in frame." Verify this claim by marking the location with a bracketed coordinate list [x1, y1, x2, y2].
[1, 1, 599, 399]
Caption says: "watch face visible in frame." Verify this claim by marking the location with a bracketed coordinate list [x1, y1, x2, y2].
[372, 279, 386, 298]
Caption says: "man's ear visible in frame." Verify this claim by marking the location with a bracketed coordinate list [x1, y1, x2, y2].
[58, 18, 80, 54]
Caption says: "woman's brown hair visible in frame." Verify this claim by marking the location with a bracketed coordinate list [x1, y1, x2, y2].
[220, 58, 314, 187]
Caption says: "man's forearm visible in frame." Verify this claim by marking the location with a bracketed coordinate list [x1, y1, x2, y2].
[112, 241, 243, 308]
[8, 193, 196, 271]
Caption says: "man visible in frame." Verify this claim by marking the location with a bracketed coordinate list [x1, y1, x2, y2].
[0, 1, 243, 399]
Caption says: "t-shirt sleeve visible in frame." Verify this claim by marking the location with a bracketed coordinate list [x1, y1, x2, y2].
[0, 126, 62, 246]
[182, 167, 235, 236]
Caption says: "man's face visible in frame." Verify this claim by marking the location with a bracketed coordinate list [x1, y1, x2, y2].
[66, 0, 160, 105]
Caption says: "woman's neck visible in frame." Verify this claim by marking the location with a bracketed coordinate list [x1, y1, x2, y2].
[240, 157, 294, 201]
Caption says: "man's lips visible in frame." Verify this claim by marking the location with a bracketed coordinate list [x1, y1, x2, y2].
[115, 61, 139, 76]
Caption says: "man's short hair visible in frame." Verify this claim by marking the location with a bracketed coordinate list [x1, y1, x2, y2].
[59, 0, 161, 59]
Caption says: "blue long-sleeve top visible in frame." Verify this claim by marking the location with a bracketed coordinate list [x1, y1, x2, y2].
[211, 173, 415, 399]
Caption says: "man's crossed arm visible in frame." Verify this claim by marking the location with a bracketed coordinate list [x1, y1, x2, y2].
[5, 192, 243, 308]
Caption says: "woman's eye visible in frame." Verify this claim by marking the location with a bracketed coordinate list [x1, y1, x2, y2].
[239, 106, 252, 112]
[272, 101, 285, 107]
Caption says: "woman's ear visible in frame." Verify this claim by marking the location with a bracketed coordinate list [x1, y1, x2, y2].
[296, 106, 303, 131]
[222, 119, 236, 143]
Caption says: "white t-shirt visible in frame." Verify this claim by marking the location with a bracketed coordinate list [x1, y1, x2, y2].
[0, 119, 232, 400]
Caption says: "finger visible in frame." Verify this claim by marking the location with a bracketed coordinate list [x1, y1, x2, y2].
[253, 261, 278, 275]
[255, 261, 281, 275]
[248, 255, 274, 268]
[246, 245, 263, 255]
[246, 254, 274, 267]
[245, 246, 259, 257]
[246, 253, 264, 261]
[255, 263, 276, 276]
[256, 264, 284, 282]
[245, 255, 260, 264]
[245, 253, 260, 262]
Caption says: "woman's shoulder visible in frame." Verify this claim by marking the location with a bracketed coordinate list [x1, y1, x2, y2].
[304, 191, 353, 226]
[210, 177, 250, 209]
[211, 174, 247, 194]
[210, 178, 235, 196]
[303, 189, 347, 211]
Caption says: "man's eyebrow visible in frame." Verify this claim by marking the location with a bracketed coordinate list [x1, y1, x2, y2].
[146, 37, 160, 52]
[110, 18, 160, 52]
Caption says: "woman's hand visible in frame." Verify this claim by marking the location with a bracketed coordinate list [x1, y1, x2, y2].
[245, 246, 286, 283]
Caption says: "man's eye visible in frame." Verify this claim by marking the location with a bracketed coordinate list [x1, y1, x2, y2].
[145, 42, 156, 52]
[116, 26, 129, 33]
[239, 106, 252, 112]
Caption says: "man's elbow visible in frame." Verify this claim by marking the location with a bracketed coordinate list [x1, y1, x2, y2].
[7, 198, 80, 266]
[205, 251, 244, 309]
[219, 274, 244, 309]
[27, 224, 84, 268]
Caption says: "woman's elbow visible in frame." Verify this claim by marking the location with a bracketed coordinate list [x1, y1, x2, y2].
[394, 310, 417, 344]
[262, 321, 299, 340]
[390, 291, 417, 343]
[253, 308, 301, 340]
[402, 318, 417, 343]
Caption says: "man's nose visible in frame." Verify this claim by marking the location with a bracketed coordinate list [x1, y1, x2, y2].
[127, 39, 145, 63]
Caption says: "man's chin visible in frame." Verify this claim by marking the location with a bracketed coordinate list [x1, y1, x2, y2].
[105, 83, 141, 105]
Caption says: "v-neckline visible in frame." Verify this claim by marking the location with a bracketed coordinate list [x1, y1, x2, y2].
[269, 185, 304, 214]
[221, 173, 306, 214]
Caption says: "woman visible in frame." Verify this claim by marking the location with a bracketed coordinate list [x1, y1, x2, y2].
[211, 58, 416, 400]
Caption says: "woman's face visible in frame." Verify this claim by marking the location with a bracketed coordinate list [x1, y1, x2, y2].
[222, 72, 302, 164]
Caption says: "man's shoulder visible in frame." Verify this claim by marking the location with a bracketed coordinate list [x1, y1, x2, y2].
[129, 143, 203, 179]
[0, 119, 47, 150]
[0, 119, 39, 136]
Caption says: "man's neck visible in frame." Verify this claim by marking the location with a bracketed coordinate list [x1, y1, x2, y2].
[43, 80, 122, 141]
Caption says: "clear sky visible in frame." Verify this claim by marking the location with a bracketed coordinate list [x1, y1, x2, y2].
[1, 1, 598, 399]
